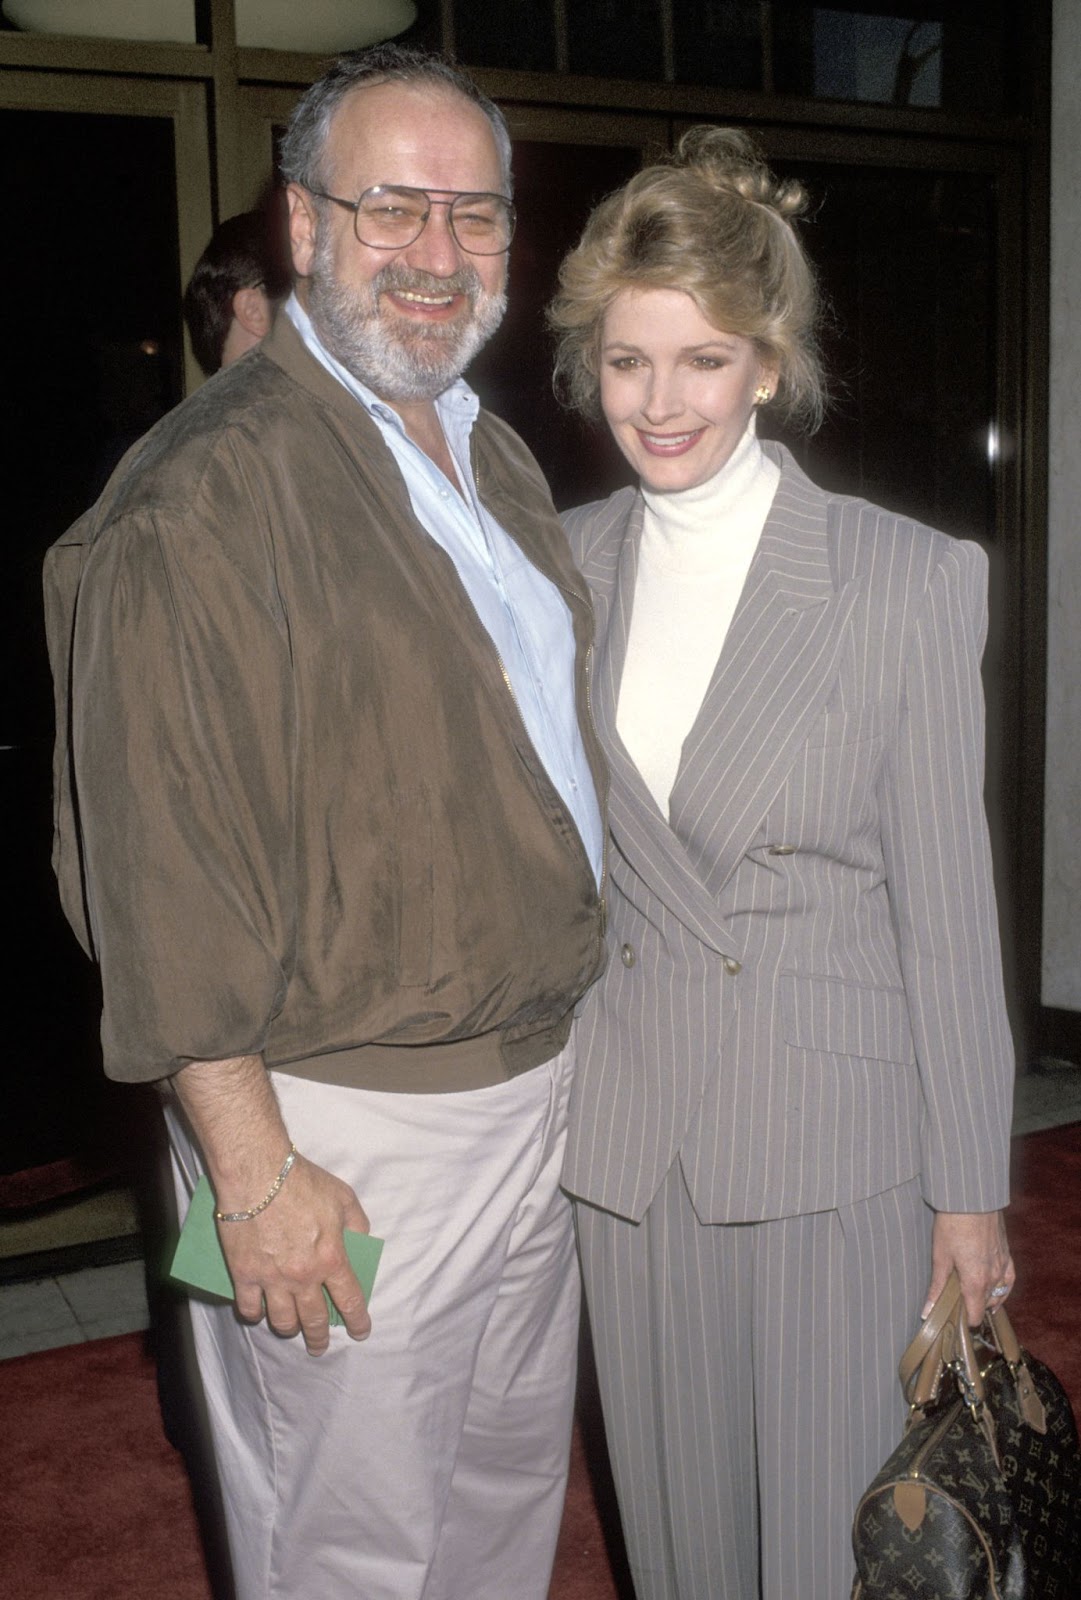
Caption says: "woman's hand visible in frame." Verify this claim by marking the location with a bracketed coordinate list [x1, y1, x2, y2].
[923, 1209, 1014, 1326]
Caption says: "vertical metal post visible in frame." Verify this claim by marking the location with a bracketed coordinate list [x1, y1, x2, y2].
[194, 0, 243, 222]
[553, 0, 570, 74]
[660, 0, 676, 83]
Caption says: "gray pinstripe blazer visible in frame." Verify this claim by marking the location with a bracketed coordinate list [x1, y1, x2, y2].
[563, 443, 1014, 1226]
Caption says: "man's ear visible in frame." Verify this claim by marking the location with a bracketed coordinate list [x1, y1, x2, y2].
[232, 285, 272, 338]
[287, 182, 318, 278]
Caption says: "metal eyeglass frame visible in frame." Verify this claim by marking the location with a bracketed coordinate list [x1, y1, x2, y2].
[306, 183, 516, 256]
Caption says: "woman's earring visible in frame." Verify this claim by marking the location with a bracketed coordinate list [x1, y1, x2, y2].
[754, 384, 772, 405]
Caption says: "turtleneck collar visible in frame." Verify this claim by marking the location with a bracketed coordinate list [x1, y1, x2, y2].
[638, 417, 779, 575]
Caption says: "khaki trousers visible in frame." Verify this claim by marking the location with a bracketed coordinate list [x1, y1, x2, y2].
[167, 1042, 580, 1600]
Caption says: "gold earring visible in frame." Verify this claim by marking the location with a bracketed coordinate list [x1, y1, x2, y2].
[754, 384, 772, 405]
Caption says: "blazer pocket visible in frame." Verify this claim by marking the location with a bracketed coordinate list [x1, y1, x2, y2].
[781, 972, 914, 1065]
[801, 705, 881, 749]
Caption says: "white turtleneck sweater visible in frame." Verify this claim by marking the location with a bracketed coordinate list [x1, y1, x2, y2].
[616, 422, 780, 815]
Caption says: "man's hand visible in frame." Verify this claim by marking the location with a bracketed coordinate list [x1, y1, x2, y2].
[173, 1054, 371, 1355]
[218, 1153, 371, 1355]
[923, 1209, 1014, 1327]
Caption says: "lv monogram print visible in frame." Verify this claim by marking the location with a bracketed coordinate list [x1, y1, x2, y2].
[852, 1352, 1081, 1599]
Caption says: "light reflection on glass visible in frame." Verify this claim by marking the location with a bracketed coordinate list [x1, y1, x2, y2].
[813, 11, 943, 107]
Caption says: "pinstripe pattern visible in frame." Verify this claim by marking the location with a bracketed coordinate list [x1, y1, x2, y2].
[562, 443, 1014, 1599]
[577, 1174, 931, 1600]
[564, 444, 1014, 1225]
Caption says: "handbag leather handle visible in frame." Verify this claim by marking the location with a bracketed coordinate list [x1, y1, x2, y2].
[897, 1271, 1046, 1433]
[899, 1271, 963, 1396]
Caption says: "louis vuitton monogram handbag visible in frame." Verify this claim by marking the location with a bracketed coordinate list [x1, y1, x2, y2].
[851, 1271, 1081, 1599]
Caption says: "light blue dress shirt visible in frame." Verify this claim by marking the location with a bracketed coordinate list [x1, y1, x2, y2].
[284, 294, 603, 887]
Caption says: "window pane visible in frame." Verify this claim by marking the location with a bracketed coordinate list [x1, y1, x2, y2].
[811, 11, 942, 106]
[766, 163, 996, 545]
[455, 0, 557, 72]
[673, 2, 764, 91]
[771, 1, 1010, 114]
[566, 0, 665, 82]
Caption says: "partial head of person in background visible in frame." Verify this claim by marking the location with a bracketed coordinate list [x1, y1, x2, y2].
[183, 206, 292, 376]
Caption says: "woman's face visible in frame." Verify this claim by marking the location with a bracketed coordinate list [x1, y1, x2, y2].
[599, 287, 775, 493]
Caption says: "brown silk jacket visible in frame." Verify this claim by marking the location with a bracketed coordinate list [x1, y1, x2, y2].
[44, 315, 607, 1093]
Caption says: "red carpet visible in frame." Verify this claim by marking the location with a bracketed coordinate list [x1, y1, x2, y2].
[4, 1120, 1079, 1600]
[1005, 1120, 1081, 1406]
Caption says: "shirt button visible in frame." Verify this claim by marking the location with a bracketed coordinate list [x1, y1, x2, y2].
[621, 943, 636, 968]
[723, 957, 742, 976]
[768, 844, 796, 856]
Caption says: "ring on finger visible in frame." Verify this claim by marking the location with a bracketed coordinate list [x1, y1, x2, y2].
[990, 1284, 1009, 1298]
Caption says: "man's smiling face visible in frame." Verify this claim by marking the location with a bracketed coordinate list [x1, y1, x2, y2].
[288, 80, 509, 402]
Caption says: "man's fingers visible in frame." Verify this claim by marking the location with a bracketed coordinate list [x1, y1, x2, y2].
[342, 1195, 371, 1236]
[216, 1164, 372, 1351]
[325, 1268, 371, 1341]
[293, 1287, 332, 1355]
[234, 1284, 267, 1324]
[262, 1285, 303, 1340]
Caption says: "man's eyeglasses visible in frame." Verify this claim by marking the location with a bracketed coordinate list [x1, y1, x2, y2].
[308, 184, 516, 256]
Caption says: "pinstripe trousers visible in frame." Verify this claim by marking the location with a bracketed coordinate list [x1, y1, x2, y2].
[576, 1167, 932, 1600]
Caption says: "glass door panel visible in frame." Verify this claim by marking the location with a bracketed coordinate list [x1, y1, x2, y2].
[763, 161, 997, 543]
[1, 104, 186, 1177]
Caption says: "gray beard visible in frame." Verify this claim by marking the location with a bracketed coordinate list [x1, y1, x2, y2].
[308, 233, 506, 402]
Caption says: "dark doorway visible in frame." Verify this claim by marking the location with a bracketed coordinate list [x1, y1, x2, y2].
[1, 108, 184, 1180]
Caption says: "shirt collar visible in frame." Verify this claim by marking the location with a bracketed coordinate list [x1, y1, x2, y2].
[283, 290, 479, 437]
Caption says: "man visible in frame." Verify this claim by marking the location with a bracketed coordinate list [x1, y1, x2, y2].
[183, 208, 291, 376]
[44, 46, 606, 1600]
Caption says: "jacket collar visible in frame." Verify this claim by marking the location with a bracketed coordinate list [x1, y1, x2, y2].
[262, 312, 591, 617]
[589, 443, 861, 939]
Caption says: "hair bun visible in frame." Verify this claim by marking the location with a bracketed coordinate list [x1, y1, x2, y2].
[672, 126, 809, 223]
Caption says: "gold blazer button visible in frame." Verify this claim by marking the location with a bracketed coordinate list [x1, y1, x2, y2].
[768, 844, 797, 855]
[620, 943, 636, 968]
[723, 957, 742, 976]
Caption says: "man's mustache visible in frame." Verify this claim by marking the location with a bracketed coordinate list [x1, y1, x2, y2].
[372, 263, 483, 302]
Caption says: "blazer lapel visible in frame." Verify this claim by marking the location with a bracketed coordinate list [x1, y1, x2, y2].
[668, 449, 860, 898]
[591, 496, 648, 804]
[588, 495, 742, 956]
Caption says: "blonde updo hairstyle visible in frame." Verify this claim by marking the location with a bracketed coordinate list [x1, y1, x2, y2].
[549, 126, 826, 431]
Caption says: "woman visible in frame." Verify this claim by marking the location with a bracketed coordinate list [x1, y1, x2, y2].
[548, 128, 1015, 1600]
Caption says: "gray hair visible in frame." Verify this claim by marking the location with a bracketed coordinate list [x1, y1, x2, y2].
[279, 44, 513, 197]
